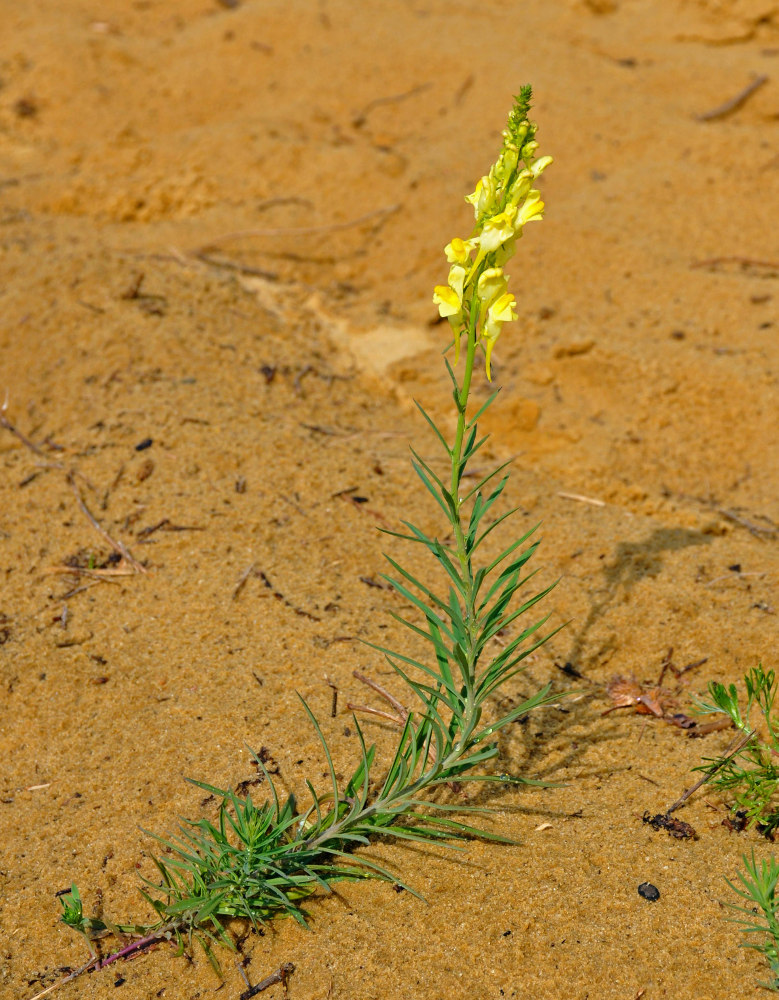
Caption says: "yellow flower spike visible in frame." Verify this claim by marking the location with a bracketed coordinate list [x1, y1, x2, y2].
[482, 291, 518, 380]
[435, 86, 550, 379]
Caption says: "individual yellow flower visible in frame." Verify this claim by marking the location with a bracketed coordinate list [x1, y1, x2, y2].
[444, 237, 476, 266]
[476, 267, 508, 321]
[530, 155, 553, 178]
[516, 192, 544, 227]
[432, 284, 461, 318]
[492, 235, 517, 268]
[496, 144, 519, 180]
[433, 263, 467, 362]
[507, 169, 533, 207]
[482, 292, 517, 380]
[464, 174, 497, 221]
[521, 140, 539, 163]
[478, 206, 517, 253]
[447, 263, 466, 301]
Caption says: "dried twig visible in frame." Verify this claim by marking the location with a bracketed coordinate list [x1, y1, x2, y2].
[695, 74, 768, 121]
[232, 563, 256, 601]
[350, 670, 408, 720]
[352, 82, 432, 127]
[557, 491, 605, 507]
[0, 395, 62, 465]
[193, 205, 400, 253]
[45, 567, 128, 580]
[239, 962, 295, 999]
[324, 675, 339, 718]
[67, 472, 146, 573]
[664, 729, 754, 815]
[690, 255, 779, 275]
[27, 957, 99, 1000]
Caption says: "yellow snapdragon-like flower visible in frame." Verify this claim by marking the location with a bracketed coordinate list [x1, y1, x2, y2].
[444, 237, 477, 266]
[432, 284, 461, 318]
[516, 191, 545, 226]
[464, 174, 497, 221]
[478, 206, 518, 254]
[482, 292, 518, 381]
[432, 263, 468, 362]
[530, 154, 553, 178]
[476, 267, 508, 320]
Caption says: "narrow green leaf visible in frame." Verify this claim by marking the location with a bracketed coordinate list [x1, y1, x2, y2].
[466, 387, 501, 429]
[414, 399, 452, 456]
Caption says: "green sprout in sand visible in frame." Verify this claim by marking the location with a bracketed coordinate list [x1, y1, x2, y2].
[694, 666, 779, 990]
[34, 86, 558, 998]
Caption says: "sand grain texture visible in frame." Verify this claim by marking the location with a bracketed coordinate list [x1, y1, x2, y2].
[1, 1, 778, 998]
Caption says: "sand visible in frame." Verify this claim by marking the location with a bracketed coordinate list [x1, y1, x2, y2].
[1, 1, 778, 997]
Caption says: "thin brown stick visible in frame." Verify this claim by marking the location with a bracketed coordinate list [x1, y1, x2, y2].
[67, 472, 146, 573]
[232, 563, 256, 600]
[239, 962, 295, 999]
[557, 491, 605, 507]
[191, 253, 280, 280]
[352, 82, 432, 127]
[0, 396, 60, 462]
[27, 956, 99, 1000]
[664, 729, 754, 815]
[352, 670, 408, 719]
[691, 255, 779, 274]
[715, 506, 777, 539]
[344, 703, 404, 725]
[687, 716, 733, 736]
[44, 566, 131, 580]
[324, 675, 339, 718]
[193, 204, 400, 252]
[695, 74, 768, 121]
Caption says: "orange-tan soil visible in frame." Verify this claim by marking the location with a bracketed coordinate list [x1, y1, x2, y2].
[1, 1, 778, 998]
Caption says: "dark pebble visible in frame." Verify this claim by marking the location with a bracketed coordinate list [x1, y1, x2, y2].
[638, 882, 660, 902]
[135, 438, 153, 451]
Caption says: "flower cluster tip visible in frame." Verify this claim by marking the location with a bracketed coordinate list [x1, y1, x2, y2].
[433, 87, 552, 380]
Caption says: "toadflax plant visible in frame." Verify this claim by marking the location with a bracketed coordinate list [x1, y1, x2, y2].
[35, 86, 559, 997]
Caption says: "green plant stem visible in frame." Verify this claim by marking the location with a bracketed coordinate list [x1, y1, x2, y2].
[449, 303, 482, 749]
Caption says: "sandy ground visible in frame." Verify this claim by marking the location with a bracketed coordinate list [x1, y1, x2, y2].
[1, 1, 778, 998]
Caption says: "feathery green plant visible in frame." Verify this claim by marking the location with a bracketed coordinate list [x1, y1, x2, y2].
[693, 667, 779, 990]
[694, 665, 779, 835]
[725, 851, 779, 991]
[38, 87, 559, 997]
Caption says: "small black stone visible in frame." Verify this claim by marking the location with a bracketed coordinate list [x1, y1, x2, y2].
[638, 882, 660, 902]
[135, 438, 153, 451]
